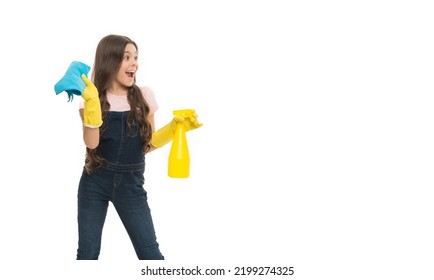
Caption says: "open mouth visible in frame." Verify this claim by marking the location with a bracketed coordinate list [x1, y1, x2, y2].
[126, 70, 135, 78]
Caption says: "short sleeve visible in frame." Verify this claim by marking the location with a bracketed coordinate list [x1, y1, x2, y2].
[141, 86, 159, 115]
[78, 99, 84, 110]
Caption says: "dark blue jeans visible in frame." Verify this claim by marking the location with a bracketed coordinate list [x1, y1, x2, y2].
[76, 164, 164, 260]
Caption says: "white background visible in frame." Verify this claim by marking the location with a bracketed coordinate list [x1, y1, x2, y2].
[1, 0, 433, 279]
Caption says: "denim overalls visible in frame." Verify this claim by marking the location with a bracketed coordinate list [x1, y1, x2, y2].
[76, 111, 164, 260]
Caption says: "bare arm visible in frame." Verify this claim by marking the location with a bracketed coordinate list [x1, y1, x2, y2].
[79, 109, 100, 149]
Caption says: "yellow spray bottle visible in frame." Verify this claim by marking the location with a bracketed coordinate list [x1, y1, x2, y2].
[168, 109, 194, 178]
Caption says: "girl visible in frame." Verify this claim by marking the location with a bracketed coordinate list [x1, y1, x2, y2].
[77, 34, 201, 260]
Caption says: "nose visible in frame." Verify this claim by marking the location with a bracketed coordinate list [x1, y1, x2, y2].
[132, 60, 139, 69]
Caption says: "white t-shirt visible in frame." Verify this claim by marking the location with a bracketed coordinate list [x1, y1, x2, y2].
[79, 86, 159, 115]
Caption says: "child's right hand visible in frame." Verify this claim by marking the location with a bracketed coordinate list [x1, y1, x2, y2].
[81, 74, 103, 128]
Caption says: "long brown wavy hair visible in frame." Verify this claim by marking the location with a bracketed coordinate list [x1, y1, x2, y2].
[85, 34, 152, 173]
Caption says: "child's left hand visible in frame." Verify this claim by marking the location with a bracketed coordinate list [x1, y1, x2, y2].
[175, 111, 202, 132]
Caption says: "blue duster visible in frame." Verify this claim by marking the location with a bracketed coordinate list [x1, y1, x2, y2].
[54, 61, 91, 101]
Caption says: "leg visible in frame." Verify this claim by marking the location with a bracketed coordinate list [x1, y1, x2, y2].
[76, 171, 110, 260]
[113, 173, 164, 260]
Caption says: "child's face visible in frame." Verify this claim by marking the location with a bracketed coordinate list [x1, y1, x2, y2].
[114, 43, 138, 88]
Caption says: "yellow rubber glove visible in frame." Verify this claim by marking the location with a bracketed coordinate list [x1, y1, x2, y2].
[151, 111, 202, 148]
[81, 74, 103, 128]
